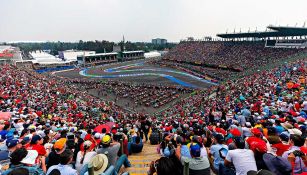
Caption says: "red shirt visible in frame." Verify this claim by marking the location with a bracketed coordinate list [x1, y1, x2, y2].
[272, 143, 291, 156]
[26, 144, 47, 156]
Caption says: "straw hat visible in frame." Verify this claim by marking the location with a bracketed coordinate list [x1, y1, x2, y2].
[88, 154, 108, 175]
[280, 123, 293, 130]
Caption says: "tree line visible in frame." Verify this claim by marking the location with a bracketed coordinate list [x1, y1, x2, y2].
[12, 40, 176, 55]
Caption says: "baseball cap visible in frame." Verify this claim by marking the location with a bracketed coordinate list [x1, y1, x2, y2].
[6, 139, 19, 148]
[31, 135, 42, 144]
[251, 128, 262, 136]
[102, 135, 111, 144]
[190, 144, 201, 157]
[53, 138, 67, 151]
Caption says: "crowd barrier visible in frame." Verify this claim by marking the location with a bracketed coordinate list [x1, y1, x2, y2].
[35, 66, 75, 73]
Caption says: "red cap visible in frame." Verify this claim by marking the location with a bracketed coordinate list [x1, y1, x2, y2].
[251, 128, 262, 136]
[84, 134, 91, 141]
[230, 128, 241, 137]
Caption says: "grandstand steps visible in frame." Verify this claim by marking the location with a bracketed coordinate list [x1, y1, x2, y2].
[120, 142, 160, 175]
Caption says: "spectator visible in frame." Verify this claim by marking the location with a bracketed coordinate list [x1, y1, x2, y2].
[282, 134, 307, 174]
[97, 135, 131, 173]
[3, 148, 44, 175]
[75, 140, 97, 172]
[176, 140, 211, 175]
[47, 138, 67, 169]
[46, 149, 78, 175]
[224, 137, 257, 175]
[209, 134, 228, 173]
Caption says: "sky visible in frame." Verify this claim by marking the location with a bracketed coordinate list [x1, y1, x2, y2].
[1, 0, 307, 43]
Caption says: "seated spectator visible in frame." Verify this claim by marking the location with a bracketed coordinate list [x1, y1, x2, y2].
[129, 136, 143, 154]
[3, 148, 44, 175]
[47, 138, 67, 169]
[75, 140, 97, 172]
[282, 134, 307, 174]
[176, 136, 191, 158]
[272, 132, 291, 156]
[224, 137, 257, 175]
[97, 135, 131, 173]
[176, 140, 211, 175]
[81, 154, 129, 175]
[209, 134, 228, 173]
[46, 149, 78, 175]
[148, 157, 183, 175]
[26, 135, 48, 172]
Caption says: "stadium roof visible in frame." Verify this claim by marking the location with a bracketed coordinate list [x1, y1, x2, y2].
[217, 25, 307, 39]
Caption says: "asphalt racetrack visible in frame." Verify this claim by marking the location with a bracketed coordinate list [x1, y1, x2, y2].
[55, 59, 217, 89]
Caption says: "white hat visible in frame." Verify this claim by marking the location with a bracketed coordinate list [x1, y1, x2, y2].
[94, 133, 101, 139]
[288, 128, 302, 136]
[89, 154, 108, 175]
[21, 150, 38, 165]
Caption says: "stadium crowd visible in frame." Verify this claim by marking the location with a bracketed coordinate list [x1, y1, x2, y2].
[0, 54, 306, 175]
[162, 41, 305, 80]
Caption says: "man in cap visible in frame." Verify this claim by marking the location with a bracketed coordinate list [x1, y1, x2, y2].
[97, 134, 131, 173]
[6, 139, 21, 155]
[26, 135, 48, 172]
[47, 138, 67, 169]
[175, 140, 210, 175]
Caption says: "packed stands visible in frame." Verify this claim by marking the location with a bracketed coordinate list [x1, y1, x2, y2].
[0, 47, 306, 175]
[162, 41, 306, 80]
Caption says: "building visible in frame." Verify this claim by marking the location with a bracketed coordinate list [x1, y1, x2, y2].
[121, 50, 145, 62]
[152, 38, 167, 45]
[58, 50, 96, 62]
[77, 52, 118, 67]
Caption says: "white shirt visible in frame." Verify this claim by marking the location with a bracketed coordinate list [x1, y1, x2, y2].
[226, 149, 257, 175]
[75, 151, 97, 172]
[46, 164, 78, 175]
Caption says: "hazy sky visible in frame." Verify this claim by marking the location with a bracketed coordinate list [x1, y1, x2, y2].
[1, 0, 307, 42]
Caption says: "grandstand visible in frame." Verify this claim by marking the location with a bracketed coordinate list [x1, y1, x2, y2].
[217, 25, 307, 48]
[1, 23, 307, 175]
